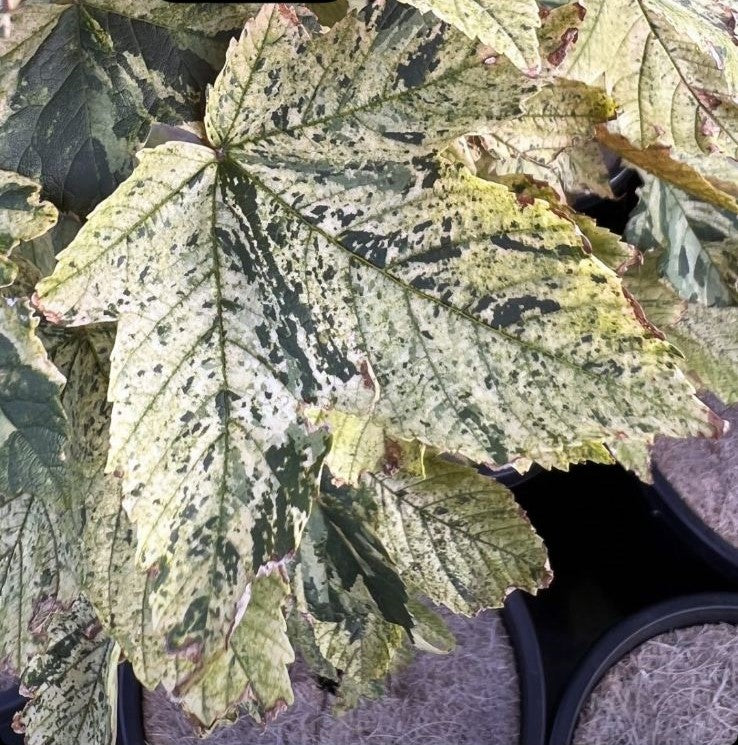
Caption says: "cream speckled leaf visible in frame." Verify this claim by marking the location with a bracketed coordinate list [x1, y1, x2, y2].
[0, 171, 57, 289]
[398, 0, 541, 72]
[626, 174, 738, 305]
[35, 1, 720, 654]
[0, 0, 258, 215]
[0, 300, 74, 672]
[467, 80, 615, 198]
[58, 326, 293, 726]
[81, 478, 187, 692]
[36, 138, 328, 676]
[555, 0, 738, 165]
[362, 443, 549, 614]
[18, 596, 119, 745]
[62, 328, 213, 707]
[665, 305, 738, 403]
[476, 171, 639, 274]
[179, 571, 294, 727]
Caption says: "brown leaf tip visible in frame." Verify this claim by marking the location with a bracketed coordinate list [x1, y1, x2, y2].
[622, 286, 666, 340]
[11, 712, 26, 735]
[30, 292, 64, 325]
[547, 28, 579, 67]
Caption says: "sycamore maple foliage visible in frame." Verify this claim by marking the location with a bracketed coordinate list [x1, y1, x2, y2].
[0, 0, 736, 742]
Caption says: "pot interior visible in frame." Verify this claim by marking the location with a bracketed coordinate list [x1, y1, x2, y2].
[573, 621, 738, 745]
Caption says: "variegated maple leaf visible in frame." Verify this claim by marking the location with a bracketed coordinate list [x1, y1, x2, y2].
[549, 0, 738, 210]
[624, 181, 738, 403]
[626, 173, 738, 306]
[35, 0, 718, 689]
[0, 300, 75, 673]
[17, 596, 119, 745]
[398, 0, 542, 72]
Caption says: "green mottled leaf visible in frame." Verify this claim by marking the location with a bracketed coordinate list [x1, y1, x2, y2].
[311, 409, 386, 486]
[18, 596, 119, 745]
[664, 304, 738, 403]
[291, 494, 411, 706]
[35, 1, 720, 661]
[0, 0, 258, 215]
[398, 0, 542, 72]
[179, 571, 294, 727]
[0, 171, 57, 289]
[406, 597, 455, 654]
[6, 213, 81, 299]
[304, 478, 412, 630]
[306, 576, 405, 708]
[0, 299, 74, 672]
[362, 443, 550, 614]
[626, 174, 738, 305]
[623, 247, 738, 403]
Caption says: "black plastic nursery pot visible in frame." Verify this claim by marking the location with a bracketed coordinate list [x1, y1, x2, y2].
[511, 462, 736, 732]
[502, 590, 548, 745]
[0, 688, 24, 745]
[116, 663, 145, 745]
[644, 467, 738, 585]
[547, 592, 738, 745]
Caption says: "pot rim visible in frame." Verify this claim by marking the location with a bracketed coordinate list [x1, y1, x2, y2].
[548, 591, 738, 745]
[503, 590, 547, 745]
